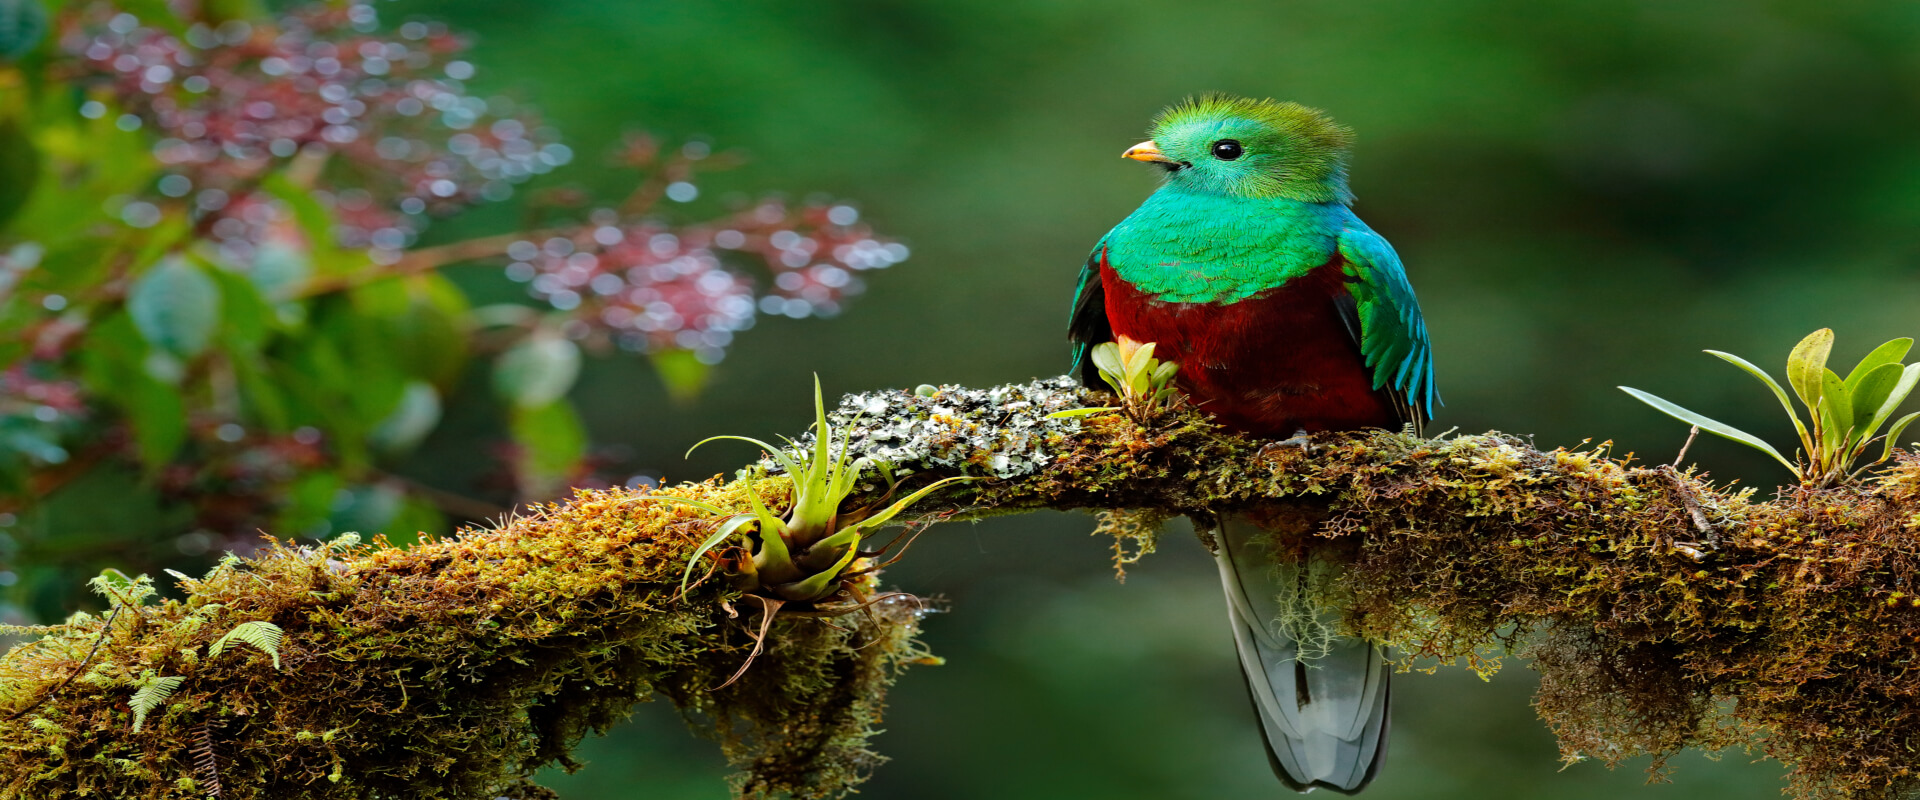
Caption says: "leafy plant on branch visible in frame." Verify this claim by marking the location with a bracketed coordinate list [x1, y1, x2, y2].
[0, 0, 907, 619]
[1053, 335, 1182, 422]
[1622, 328, 1920, 486]
[671, 378, 970, 605]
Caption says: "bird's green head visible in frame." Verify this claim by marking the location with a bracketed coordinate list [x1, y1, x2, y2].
[1124, 94, 1354, 204]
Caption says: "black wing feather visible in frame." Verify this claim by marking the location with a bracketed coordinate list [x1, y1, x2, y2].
[1067, 246, 1113, 388]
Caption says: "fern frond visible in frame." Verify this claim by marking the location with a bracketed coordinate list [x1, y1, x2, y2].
[191, 721, 224, 797]
[209, 621, 285, 670]
[130, 676, 184, 733]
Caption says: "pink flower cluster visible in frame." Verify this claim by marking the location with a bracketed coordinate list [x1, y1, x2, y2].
[505, 199, 908, 363]
[63, 2, 566, 260]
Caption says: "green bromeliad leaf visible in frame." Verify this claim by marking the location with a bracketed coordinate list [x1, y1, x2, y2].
[1618, 386, 1799, 476]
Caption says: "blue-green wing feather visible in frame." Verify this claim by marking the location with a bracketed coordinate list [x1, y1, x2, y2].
[1067, 240, 1113, 386]
[1336, 225, 1439, 422]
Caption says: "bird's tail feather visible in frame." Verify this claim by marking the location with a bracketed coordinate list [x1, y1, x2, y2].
[1214, 512, 1389, 794]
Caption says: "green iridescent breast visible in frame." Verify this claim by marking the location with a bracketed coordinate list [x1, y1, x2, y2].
[1103, 190, 1346, 304]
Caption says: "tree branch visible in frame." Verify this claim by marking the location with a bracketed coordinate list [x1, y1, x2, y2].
[3, 376, 1918, 800]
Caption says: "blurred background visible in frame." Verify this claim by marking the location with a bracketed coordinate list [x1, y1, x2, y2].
[10, 0, 1920, 796]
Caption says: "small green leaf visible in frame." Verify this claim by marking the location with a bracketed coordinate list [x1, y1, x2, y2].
[685, 434, 802, 479]
[127, 377, 186, 468]
[129, 676, 184, 733]
[209, 620, 284, 670]
[0, 118, 39, 229]
[1821, 368, 1853, 448]
[369, 381, 441, 456]
[1882, 411, 1920, 465]
[1150, 360, 1179, 388]
[508, 399, 586, 497]
[1046, 406, 1119, 419]
[650, 349, 711, 404]
[128, 256, 222, 358]
[1844, 338, 1914, 388]
[492, 330, 580, 408]
[1619, 386, 1799, 476]
[843, 475, 976, 537]
[1089, 343, 1123, 384]
[1705, 350, 1808, 443]
[1847, 363, 1904, 437]
[245, 239, 313, 300]
[1868, 363, 1920, 441]
[1787, 328, 1834, 413]
[680, 514, 755, 592]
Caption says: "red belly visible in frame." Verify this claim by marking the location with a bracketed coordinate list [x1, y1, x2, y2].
[1099, 250, 1398, 438]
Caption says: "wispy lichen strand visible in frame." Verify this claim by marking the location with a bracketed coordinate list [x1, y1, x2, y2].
[5, 377, 1920, 800]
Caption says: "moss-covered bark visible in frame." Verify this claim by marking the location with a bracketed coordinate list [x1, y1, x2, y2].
[5, 378, 1920, 799]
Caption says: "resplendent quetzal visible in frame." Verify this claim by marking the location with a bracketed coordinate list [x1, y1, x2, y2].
[1068, 95, 1438, 794]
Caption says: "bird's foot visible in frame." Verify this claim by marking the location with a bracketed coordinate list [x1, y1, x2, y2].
[1258, 429, 1314, 458]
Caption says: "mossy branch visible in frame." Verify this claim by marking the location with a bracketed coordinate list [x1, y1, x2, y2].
[4, 376, 1920, 800]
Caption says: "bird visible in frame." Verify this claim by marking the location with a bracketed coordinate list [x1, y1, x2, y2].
[1067, 94, 1438, 794]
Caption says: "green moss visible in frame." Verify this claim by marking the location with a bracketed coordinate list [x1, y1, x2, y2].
[0, 481, 925, 799]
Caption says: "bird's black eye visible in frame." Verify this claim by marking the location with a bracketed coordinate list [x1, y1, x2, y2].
[1211, 139, 1243, 161]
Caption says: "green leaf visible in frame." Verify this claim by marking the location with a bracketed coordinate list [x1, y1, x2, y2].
[0, 0, 49, 62]
[389, 274, 470, 386]
[129, 676, 184, 733]
[1868, 364, 1920, 443]
[127, 375, 186, 468]
[680, 514, 755, 592]
[244, 239, 312, 300]
[508, 399, 587, 496]
[1619, 386, 1799, 476]
[1089, 343, 1122, 386]
[774, 533, 860, 601]
[1787, 328, 1834, 413]
[1705, 350, 1808, 444]
[209, 620, 284, 670]
[492, 330, 581, 408]
[1844, 338, 1913, 389]
[686, 435, 803, 481]
[1046, 406, 1119, 419]
[0, 118, 39, 229]
[1821, 368, 1852, 449]
[202, 260, 274, 354]
[842, 475, 976, 538]
[650, 349, 711, 404]
[1882, 411, 1920, 465]
[369, 381, 441, 456]
[1150, 360, 1179, 388]
[127, 256, 222, 358]
[260, 172, 351, 274]
[1847, 363, 1904, 438]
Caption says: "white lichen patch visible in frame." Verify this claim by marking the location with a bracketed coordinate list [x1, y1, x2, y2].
[771, 376, 1093, 479]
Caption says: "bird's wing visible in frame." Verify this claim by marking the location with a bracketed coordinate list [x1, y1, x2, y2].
[1335, 224, 1439, 430]
[1067, 242, 1114, 387]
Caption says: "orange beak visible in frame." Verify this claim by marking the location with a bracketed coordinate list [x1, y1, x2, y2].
[1122, 140, 1174, 164]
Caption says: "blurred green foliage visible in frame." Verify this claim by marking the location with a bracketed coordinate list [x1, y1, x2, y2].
[10, 0, 1920, 796]
[0, 0, 902, 624]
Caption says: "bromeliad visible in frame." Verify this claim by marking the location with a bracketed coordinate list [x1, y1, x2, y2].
[664, 378, 972, 604]
[1068, 95, 1439, 794]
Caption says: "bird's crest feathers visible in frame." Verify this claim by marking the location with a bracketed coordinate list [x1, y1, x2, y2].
[1148, 94, 1355, 204]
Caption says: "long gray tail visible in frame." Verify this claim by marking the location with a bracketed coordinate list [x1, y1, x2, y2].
[1213, 513, 1389, 794]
